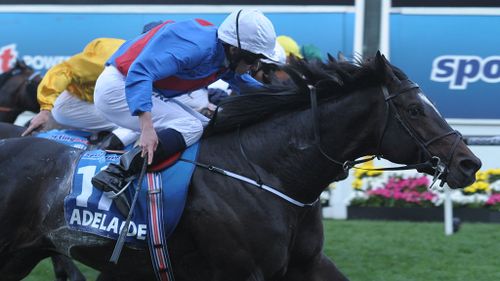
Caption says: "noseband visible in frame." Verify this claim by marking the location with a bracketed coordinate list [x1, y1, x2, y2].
[308, 80, 463, 189]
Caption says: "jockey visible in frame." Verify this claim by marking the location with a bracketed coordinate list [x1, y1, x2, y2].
[22, 38, 139, 150]
[91, 9, 278, 192]
[277, 35, 303, 63]
[301, 44, 324, 62]
[251, 41, 288, 85]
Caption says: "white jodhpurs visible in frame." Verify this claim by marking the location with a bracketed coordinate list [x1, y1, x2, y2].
[173, 88, 209, 112]
[52, 91, 139, 146]
[93, 65, 205, 146]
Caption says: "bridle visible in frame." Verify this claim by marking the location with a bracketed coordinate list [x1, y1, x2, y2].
[179, 78, 463, 207]
[0, 66, 41, 113]
[308, 79, 463, 190]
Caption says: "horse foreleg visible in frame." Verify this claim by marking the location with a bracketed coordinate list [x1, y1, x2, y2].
[0, 249, 49, 281]
[51, 254, 86, 281]
[281, 253, 349, 281]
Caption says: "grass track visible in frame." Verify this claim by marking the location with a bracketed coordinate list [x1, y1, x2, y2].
[23, 219, 500, 281]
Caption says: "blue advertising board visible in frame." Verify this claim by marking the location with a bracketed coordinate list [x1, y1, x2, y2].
[390, 10, 500, 119]
[0, 6, 354, 75]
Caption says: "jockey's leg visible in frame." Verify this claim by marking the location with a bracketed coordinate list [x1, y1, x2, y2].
[92, 65, 203, 192]
[91, 128, 187, 193]
[52, 91, 138, 149]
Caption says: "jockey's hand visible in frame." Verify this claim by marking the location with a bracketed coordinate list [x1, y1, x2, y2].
[22, 110, 50, 136]
[138, 112, 157, 164]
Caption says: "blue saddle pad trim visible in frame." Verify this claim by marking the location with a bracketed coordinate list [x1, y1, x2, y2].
[63, 137, 199, 244]
[36, 129, 92, 150]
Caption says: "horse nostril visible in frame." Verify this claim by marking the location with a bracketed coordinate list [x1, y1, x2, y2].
[459, 158, 482, 176]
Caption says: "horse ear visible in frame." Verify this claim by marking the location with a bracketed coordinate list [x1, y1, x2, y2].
[327, 53, 336, 63]
[16, 60, 27, 69]
[337, 51, 347, 62]
[375, 51, 399, 84]
[283, 65, 309, 93]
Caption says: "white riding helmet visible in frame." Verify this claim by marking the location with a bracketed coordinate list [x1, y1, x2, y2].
[261, 42, 287, 65]
[218, 9, 277, 60]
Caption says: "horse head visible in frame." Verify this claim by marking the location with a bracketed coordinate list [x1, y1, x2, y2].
[347, 52, 481, 189]
[0, 60, 41, 123]
[208, 53, 480, 206]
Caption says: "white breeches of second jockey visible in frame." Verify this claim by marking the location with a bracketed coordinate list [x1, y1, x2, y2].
[52, 91, 138, 146]
[93, 66, 205, 146]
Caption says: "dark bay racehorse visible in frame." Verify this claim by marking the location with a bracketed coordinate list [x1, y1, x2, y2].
[0, 53, 481, 280]
[0, 60, 41, 123]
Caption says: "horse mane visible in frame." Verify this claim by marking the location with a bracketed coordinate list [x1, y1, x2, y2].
[205, 55, 408, 135]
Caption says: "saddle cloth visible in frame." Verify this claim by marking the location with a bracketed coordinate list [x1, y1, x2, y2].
[36, 129, 199, 244]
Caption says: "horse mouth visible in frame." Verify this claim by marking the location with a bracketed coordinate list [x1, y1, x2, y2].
[444, 157, 482, 189]
[444, 171, 475, 189]
[417, 157, 481, 189]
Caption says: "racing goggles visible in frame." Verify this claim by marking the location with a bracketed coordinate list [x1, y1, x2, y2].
[240, 50, 265, 65]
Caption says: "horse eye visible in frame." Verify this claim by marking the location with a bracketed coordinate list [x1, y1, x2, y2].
[407, 107, 422, 117]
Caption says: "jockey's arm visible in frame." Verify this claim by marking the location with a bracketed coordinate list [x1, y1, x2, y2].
[124, 35, 205, 116]
[37, 62, 73, 111]
[223, 72, 264, 95]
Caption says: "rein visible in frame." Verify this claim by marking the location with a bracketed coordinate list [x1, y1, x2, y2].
[307, 81, 461, 190]
[0, 106, 18, 113]
[179, 158, 319, 207]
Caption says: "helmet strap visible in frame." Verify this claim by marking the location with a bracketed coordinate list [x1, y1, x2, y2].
[227, 9, 244, 70]
[236, 9, 242, 50]
[229, 9, 243, 70]
[227, 10, 260, 71]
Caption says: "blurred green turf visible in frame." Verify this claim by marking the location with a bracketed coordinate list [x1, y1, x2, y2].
[323, 220, 500, 281]
[23, 219, 500, 281]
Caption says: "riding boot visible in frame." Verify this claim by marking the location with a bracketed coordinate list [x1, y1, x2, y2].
[91, 128, 186, 214]
[98, 133, 125, 151]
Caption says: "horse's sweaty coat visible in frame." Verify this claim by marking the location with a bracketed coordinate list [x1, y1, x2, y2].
[0, 54, 481, 281]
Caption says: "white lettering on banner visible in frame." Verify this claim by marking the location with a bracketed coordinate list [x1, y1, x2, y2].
[77, 165, 113, 210]
[23, 55, 70, 71]
[70, 164, 148, 240]
[99, 214, 107, 230]
[70, 208, 81, 225]
[82, 210, 93, 226]
[69, 209, 147, 240]
[91, 212, 103, 228]
[107, 217, 119, 233]
[431, 55, 500, 90]
[0, 44, 71, 73]
[76, 166, 96, 208]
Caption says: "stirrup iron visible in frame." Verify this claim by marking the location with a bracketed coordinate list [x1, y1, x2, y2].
[108, 181, 133, 199]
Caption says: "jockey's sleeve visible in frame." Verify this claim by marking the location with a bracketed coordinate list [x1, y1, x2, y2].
[223, 73, 265, 95]
[38, 38, 123, 111]
[37, 62, 73, 111]
[124, 33, 207, 116]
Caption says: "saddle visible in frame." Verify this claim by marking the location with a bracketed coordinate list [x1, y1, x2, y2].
[95, 149, 182, 217]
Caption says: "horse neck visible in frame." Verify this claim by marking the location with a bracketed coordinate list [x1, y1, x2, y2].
[205, 86, 385, 204]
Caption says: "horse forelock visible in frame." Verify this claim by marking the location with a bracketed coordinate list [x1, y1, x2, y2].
[205, 56, 410, 136]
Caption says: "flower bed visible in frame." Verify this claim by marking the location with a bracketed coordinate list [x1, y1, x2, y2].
[346, 160, 500, 222]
